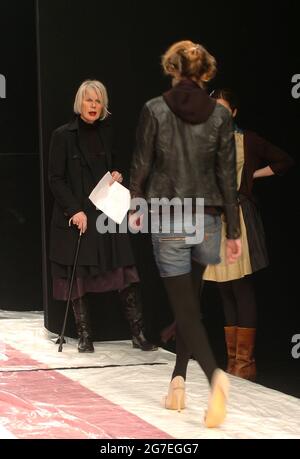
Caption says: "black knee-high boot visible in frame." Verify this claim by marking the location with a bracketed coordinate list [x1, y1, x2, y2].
[119, 284, 158, 351]
[72, 296, 94, 353]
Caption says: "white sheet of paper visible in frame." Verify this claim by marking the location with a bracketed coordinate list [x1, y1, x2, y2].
[89, 172, 131, 224]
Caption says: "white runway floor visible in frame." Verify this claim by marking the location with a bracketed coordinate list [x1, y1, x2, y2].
[0, 310, 299, 439]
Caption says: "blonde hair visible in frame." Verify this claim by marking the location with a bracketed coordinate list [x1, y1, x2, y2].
[161, 40, 217, 83]
[73, 80, 110, 120]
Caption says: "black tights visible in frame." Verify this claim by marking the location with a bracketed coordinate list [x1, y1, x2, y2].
[163, 262, 217, 385]
[218, 276, 257, 328]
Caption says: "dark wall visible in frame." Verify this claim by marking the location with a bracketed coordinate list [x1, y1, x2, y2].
[37, 0, 140, 339]
[0, 1, 42, 310]
[37, 0, 299, 349]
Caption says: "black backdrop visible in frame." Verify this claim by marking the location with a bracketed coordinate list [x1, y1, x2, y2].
[0, 0, 41, 310]
[1, 0, 299, 394]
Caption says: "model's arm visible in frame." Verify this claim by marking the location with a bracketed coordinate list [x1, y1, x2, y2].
[216, 111, 241, 240]
[130, 104, 156, 199]
[253, 133, 294, 177]
[253, 166, 275, 178]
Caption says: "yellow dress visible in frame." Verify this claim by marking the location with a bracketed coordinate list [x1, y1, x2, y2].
[203, 132, 252, 282]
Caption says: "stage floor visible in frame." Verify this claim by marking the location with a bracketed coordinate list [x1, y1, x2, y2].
[0, 310, 299, 439]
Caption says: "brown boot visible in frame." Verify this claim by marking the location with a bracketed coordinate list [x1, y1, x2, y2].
[233, 327, 256, 381]
[224, 326, 237, 374]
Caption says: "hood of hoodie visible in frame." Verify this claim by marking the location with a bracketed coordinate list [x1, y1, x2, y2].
[163, 79, 216, 124]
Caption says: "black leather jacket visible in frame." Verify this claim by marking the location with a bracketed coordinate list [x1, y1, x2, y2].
[130, 96, 240, 239]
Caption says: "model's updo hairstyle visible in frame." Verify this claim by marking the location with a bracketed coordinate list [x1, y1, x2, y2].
[161, 40, 217, 83]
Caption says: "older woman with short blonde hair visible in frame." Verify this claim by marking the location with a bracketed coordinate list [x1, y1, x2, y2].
[73, 80, 110, 120]
[49, 79, 157, 353]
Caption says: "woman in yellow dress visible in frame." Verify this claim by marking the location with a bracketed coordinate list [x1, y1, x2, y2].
[204, 88, 294, 380]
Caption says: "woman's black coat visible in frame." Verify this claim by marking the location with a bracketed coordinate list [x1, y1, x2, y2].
[48, 116, 134, 268]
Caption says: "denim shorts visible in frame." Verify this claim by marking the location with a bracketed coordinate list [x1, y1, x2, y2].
[151, 213, 222, 278]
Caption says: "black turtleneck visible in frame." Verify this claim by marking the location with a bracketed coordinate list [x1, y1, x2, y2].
[78, 117, 108, 176]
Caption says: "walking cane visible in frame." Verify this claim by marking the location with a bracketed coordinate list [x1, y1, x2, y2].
[57, 230, 82, 352]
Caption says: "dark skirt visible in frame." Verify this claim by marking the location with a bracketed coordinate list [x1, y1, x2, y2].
[51, 229, 139, 301]
[52, 265, 139, 301]
[240, 196, 269, 272]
